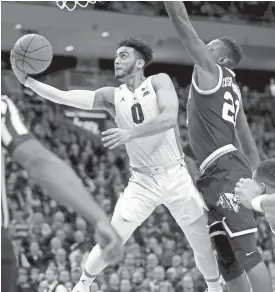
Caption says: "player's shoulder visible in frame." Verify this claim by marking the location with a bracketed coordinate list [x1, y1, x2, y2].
[151, 73, 173, 89]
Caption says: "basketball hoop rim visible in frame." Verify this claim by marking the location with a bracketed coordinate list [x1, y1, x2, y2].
[55, 1, 98, 11]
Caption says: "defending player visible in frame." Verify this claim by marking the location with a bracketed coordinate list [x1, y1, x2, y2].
[11, 38, 223, 292]
[235, 159, 275, 235]
[1, 95, 122, 292]
[164, 2, 272, 292]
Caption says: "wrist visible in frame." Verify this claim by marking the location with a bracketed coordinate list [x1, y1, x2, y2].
[128, 129, 136, 141]
[24, 77, 32, 87]
[251, 195, 267, 213]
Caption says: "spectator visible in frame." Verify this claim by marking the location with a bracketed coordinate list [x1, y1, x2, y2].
[90, 282, 102, 292]
[26, 241, 44, 269]
[44, 237, 63, 264]
[59, 269, 71, 284]
[30, 267, 41, 291]
[51, 248, 70, 272]
[107, 273, 120, 292]
[146, 253, 159, 270]
[44, 268, 67, 292]
[9, 210, 29, 241]
[120, 279, 132, 292]
[71, 266, 82, 286]
[13, 239, 31, 269]
[38, 280, 49, 292]
[17, 268, 34, 292]
[176, 273, 195, 292]
[132, 270, 144, 292]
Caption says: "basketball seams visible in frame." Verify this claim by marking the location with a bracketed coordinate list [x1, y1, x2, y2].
[24, 44, 51, 54]
[12, 49, 52, 62]
[13, 34, 52, 74]
[21, 34, 37, 72]
[15, 59, 38, 73]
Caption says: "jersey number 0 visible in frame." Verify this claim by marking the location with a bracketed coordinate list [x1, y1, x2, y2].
[131, 103, 144, 124]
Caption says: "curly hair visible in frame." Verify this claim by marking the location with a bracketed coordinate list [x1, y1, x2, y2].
[117, 37, 154, 67]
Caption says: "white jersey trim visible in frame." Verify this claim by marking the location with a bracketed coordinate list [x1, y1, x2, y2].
[192, 64, 223, 95]
[200, 144, 237, 174]
[222, 219, 258, 238]
[225, 67, 236, 77]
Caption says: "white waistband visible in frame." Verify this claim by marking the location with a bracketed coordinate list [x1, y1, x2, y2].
[130, 156, 185, 176]
[200, 144, 237, 174]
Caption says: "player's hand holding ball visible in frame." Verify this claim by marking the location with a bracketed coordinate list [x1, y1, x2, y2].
[10, 50, 27, 85]
[10, 34, 53, 85]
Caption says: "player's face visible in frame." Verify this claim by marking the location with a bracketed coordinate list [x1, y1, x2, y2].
[114, 46, 139, 80]
[207, 39, 229, 66]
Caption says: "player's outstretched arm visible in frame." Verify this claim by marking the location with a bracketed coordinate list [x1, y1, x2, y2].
[235, 104, 260, 171]
[10, 50, 114, 111]
[164, 2, 218, 76]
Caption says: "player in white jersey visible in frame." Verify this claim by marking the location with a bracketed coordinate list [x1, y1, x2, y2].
[11, 37, 222, 292]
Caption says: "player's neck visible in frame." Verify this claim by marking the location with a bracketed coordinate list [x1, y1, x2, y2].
[125, 74, 146, 92]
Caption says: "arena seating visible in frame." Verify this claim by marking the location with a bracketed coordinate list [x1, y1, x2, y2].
[4, 69, 275, 292]
[94, 1, 275, 24]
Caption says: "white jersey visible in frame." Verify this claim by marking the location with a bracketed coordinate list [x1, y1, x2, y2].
[114, 76, 183, 168]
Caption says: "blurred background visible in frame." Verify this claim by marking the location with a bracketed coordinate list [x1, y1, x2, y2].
[1, 2, 275, 292]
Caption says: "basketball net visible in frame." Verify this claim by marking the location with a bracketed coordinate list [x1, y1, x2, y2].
[56, 1, 98, 11]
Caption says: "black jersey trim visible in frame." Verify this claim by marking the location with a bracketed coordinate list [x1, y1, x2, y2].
[192, 64, 223, 95]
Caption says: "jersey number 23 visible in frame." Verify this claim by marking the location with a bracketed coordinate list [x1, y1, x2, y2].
[222, 91, 240, 127]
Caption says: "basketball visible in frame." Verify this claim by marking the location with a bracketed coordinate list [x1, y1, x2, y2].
[12, 34, 53, 75]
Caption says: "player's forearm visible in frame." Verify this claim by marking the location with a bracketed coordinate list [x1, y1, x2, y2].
[164, 1, 196, 38]
[252, 194, 275, 223]
[25, 77, 95, 110]
[130, 112, 177, 139]
[260, 194, 275, 222]
[244, 141, 260, 171]
[164, 1, 190, 23]
[260, 194, 275, 234]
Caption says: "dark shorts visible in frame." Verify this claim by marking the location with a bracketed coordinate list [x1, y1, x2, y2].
[197, 151, 257, 238]
[1, 227, 18, 292]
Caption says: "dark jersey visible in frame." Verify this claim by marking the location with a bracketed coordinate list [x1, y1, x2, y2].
[187, 65, 242, 165]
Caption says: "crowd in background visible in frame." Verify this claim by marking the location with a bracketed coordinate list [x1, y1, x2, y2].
[39, 1, 275, 23]
[3, 67, 275, 292]
[93, 1, 275, 23]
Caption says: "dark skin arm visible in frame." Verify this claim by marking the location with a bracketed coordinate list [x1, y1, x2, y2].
[235, 104, 260, 171]
[164, 1, 220, 91]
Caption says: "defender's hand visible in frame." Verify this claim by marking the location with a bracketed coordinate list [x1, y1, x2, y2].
[94, 220, 122, 264]
[234, 178, 263, 209]
[10, 50, 28, 85]
[102, 128, 133, 149]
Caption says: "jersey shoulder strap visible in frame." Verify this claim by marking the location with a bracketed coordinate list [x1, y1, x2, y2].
[192, 65, 234, 95]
